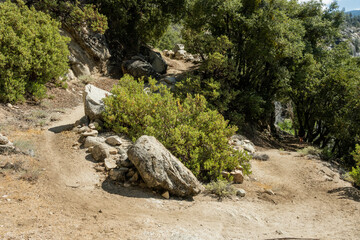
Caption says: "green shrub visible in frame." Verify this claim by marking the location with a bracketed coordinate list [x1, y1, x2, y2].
[205, 180, 236, 199]
[350, 144, 360, 187]
[0, 0, 70, 102]
[103, 75, 251, 181]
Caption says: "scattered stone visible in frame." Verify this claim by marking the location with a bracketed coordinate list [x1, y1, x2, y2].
[88, 123, 96, 130]
[230, 170, 244, 184]
[83, 84, 111, 121]
[162, 191, 170, 199]
[0, 134, 9, 145]
[105, 136, 123, 146]
[84, 136, 105, 148]
[221, 171, 230, 179]
[126, 169, 135, 178]
[123, 182, 131, 188]
[229, 135, 256, 154]
[81, 130, 98, 137]
[6, 103, 13, 109]
[128, 135, 203, 197]
[108, 147, 118, 155]
[174, 50, 187, 60]
[119, 167, 130, 173]
[77, 126, 90, 134]
[91, 144, 109, 162]
[236, 189, 246, 197]
[104, 158, 117, 170]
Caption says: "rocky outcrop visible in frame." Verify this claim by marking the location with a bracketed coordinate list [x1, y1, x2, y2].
[62, 27, 111, 77]
[127, 135, 203, 197]
[340, 26, 360, 57]
[83, 84, 111, 121]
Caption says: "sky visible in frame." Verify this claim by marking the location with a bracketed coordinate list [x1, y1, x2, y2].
[299, 0, 360, 11]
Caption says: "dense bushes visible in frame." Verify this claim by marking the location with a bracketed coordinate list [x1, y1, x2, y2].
[27, 0, 108, 34]
[0, 0, 70, 102]
[103, 75, 251, 181]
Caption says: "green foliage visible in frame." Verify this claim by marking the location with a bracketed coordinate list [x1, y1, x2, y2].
[153, 24, 183, 50]
[350, 145, 360, 187]
[297, 146, 322, 157]
[95, 0, 186, 51]
[205, 180, 236, 199]
[103, 75, 251, 181]
[28, 0, 108, 34]
[0, 0, 70, 102]
[278, 119, 295, 135]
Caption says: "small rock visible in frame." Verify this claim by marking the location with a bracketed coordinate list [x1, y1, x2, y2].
[104, 158, 117, 170]
[162, 191, 170, 199]
[89, 123, 96, 130]
[108, 147, 118, 155]
[230, 170, 244, 184]
[81, 130, 98, 137]
[236, 189, 246, 197]
[0, 134, 9, 145]
[105, 136, 123, 146]
[221, 171, 230, 179]
[124, 182, 131, 188]
[118, 158, 133, 168]
[91, 144, 109, 162]
[7, 103, 13, 108]
[119, 167, 129, 173]
[78, 126, 90, 133]
[84, 136, 105, 148]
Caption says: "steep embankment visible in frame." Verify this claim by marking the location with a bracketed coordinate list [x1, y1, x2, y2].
[1, 95, 359, 239]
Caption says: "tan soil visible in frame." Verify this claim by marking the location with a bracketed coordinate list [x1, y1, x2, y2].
[0, 74, 359, 240]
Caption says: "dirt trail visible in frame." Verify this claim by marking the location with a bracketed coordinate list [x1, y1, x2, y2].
[1, 104, 360, 240]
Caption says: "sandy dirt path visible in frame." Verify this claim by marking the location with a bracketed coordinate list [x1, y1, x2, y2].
[1, 104, 359, 240]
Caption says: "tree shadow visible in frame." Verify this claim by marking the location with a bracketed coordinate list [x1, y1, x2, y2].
[328, 187, 360, 202]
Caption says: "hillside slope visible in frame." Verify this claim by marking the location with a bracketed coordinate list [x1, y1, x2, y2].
[0, 77, 359, 239]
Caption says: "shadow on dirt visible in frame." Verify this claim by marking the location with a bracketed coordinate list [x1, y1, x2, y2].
[101, 178, 194, 201]
[48, 124, 74, 133]
[328, 187, 360, 202]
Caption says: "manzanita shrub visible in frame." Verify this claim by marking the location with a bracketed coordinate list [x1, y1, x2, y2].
[0, 0, 70, 102]
[103, 75, 251, 181]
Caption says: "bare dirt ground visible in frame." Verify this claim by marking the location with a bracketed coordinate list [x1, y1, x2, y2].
[0, 74, 359, 240]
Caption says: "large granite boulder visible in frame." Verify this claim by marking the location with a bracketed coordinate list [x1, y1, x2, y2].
[62, 27, 111, 77]
[83, 84, 111, 121]
[149, 50, 167, 74]
[127, 136, 203, 197]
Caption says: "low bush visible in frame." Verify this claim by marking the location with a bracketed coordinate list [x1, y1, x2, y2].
[350, 144, 360, 187]
[0, 0, 70, 102]
[103, 75, 251, 181]
[205, 180, 236, 199]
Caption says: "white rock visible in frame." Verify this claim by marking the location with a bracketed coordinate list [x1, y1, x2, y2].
[83, 84, 111, 121]
[104, 158, 117, 170]
[236, 189, 246, 197]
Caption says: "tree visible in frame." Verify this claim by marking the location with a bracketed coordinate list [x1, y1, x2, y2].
[93, 0, 186, 54]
